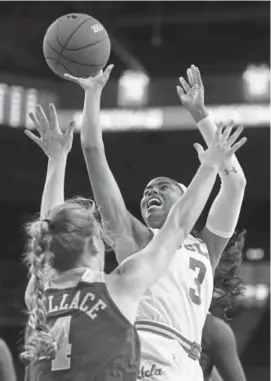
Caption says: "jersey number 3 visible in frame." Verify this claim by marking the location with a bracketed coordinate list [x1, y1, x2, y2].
[189, 257, 207, 305]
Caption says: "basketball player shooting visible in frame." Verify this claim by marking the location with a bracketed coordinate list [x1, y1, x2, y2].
[64, 64, 247, 381]
[22, 104, 240, 381]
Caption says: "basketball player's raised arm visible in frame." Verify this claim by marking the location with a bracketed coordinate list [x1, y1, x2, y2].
[24, 104, 75, 218]
[24, 104, 75, 308]
[177, 66, 246, 269]
[65, 68, 151, 262]
[117, 127, 246, 293]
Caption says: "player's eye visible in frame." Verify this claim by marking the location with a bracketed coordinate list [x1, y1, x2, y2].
[143, 189, 149, 197]
[160, 185, 169, 191]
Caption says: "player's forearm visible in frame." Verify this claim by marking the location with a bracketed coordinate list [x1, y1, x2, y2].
[0, 340, 17, 381]
[80, 90, 134, 260]
[40, 155, 67, 218]
[195, 112, 246, 188]
[81, 89, 103, 149]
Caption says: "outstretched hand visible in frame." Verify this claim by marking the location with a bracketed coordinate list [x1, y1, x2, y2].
[64, 64, 114, 92]
[25, 104, 75, 160]
[194, 121, 247, 168]
[177, 64, 205, 112]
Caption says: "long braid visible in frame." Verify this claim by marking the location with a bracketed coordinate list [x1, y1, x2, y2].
[21, 220, 56, 363]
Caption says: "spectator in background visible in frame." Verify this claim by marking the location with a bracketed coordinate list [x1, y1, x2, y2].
[0, 338, 17, 381]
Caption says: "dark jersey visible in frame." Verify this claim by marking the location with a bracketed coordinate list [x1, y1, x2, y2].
[25, 268, 140, 381]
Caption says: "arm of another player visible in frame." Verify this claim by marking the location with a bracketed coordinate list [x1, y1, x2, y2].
[64, 67, 151, 262]
[25, 104, 75, 218]
[210, 367, 223, 381]
[209, 317, 246, 381]
[117, 127, 243, 294]
[24, 105, 75, 308]
[177, 66, 247, 269]
[0, 339, 17, 381]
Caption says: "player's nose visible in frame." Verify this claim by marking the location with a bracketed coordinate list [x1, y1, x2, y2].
[149, 187, 159, 196]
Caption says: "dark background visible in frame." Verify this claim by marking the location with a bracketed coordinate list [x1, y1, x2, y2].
[0, 2, 269, 381]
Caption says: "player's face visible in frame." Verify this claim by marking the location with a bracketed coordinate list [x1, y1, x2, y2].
[140, 177, 184, 229]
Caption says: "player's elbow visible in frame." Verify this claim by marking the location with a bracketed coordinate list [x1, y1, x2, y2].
[81, 139, 104, 153]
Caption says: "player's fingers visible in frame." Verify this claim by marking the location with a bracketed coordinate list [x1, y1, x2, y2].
[64, 73, 81, 84]
[104, 64, 114, 77]
[221, 120, 235, 142]
[187, 68, 195, 87]
[29, 112, 43, 135]
[179, 77, 190, 93]
[193, 142, 204, 156]
[214, 123, 223, 144]
[194, 66, 204, 88]
[49, 103, 61, 132]
[65, 120, 76, 136]
[227, 125, 244, 147]
[36, 105, 50, 130]
[228, 137, 247, 155]
[176, 85, 185, 99]
[24, 130, 42, 147]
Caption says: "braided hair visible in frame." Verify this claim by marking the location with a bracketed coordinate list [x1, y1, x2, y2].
[21, 219, 56, 363]
[210, 229, 246, 322]
[21, 197, 105, 364]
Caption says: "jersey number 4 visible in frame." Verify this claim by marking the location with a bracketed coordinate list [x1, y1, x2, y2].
[51, 316, 72, 371]
[189, 257, 207, 305]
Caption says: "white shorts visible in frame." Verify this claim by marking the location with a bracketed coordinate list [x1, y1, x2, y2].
[137, 330, 203, 381]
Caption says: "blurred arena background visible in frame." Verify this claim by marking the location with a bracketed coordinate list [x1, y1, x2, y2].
[0, 1, 269, 380]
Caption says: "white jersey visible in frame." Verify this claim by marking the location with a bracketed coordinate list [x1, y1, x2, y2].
[136, 232, 213, 344]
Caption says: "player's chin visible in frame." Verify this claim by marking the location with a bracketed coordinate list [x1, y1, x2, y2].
[145, 207, 167, 229]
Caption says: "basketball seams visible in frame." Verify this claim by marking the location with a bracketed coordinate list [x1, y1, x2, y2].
[56, 16, 93, 68]
[56, 35, 105, 52]
[45, 57, 75, 76]
[46, 41, 104, 67]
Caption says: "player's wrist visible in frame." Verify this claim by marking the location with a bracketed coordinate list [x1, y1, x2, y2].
[48, 153, 68, 164]
[190, 106, 209, 124]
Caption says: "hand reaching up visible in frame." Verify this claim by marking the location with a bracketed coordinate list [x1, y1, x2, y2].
[194, 121, 247, 169]
[25, 104, 75, 160]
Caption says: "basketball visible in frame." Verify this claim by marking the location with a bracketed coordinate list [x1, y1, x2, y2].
[43, 13, 111, 79]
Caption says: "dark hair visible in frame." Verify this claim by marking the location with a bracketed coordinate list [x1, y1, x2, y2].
[210, 229, 246, 322]
[21, 197, 104, 364]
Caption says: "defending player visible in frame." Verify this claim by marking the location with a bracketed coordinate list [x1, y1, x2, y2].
[200, 231, 247, 381]
[22, 104, 241, 380]
[64, 65, 247, 380]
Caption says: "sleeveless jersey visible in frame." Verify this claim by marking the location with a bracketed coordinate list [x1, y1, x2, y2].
[136, 233, 213, 344]
[25, 268, 140, 381]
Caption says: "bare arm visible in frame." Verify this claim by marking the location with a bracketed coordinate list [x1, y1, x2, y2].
[211, 367, 223, 381]
[0, 339, 17, 381]
[65, 68, 150, 263]
[210, 318, 246, 381]
[25, 104, 75, 217]
[24, 104, 75, 306]
[178, 66, 246, 269]
[40, 156, 67, 217]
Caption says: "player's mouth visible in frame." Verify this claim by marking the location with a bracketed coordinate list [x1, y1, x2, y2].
[146, 196, 163, 211]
